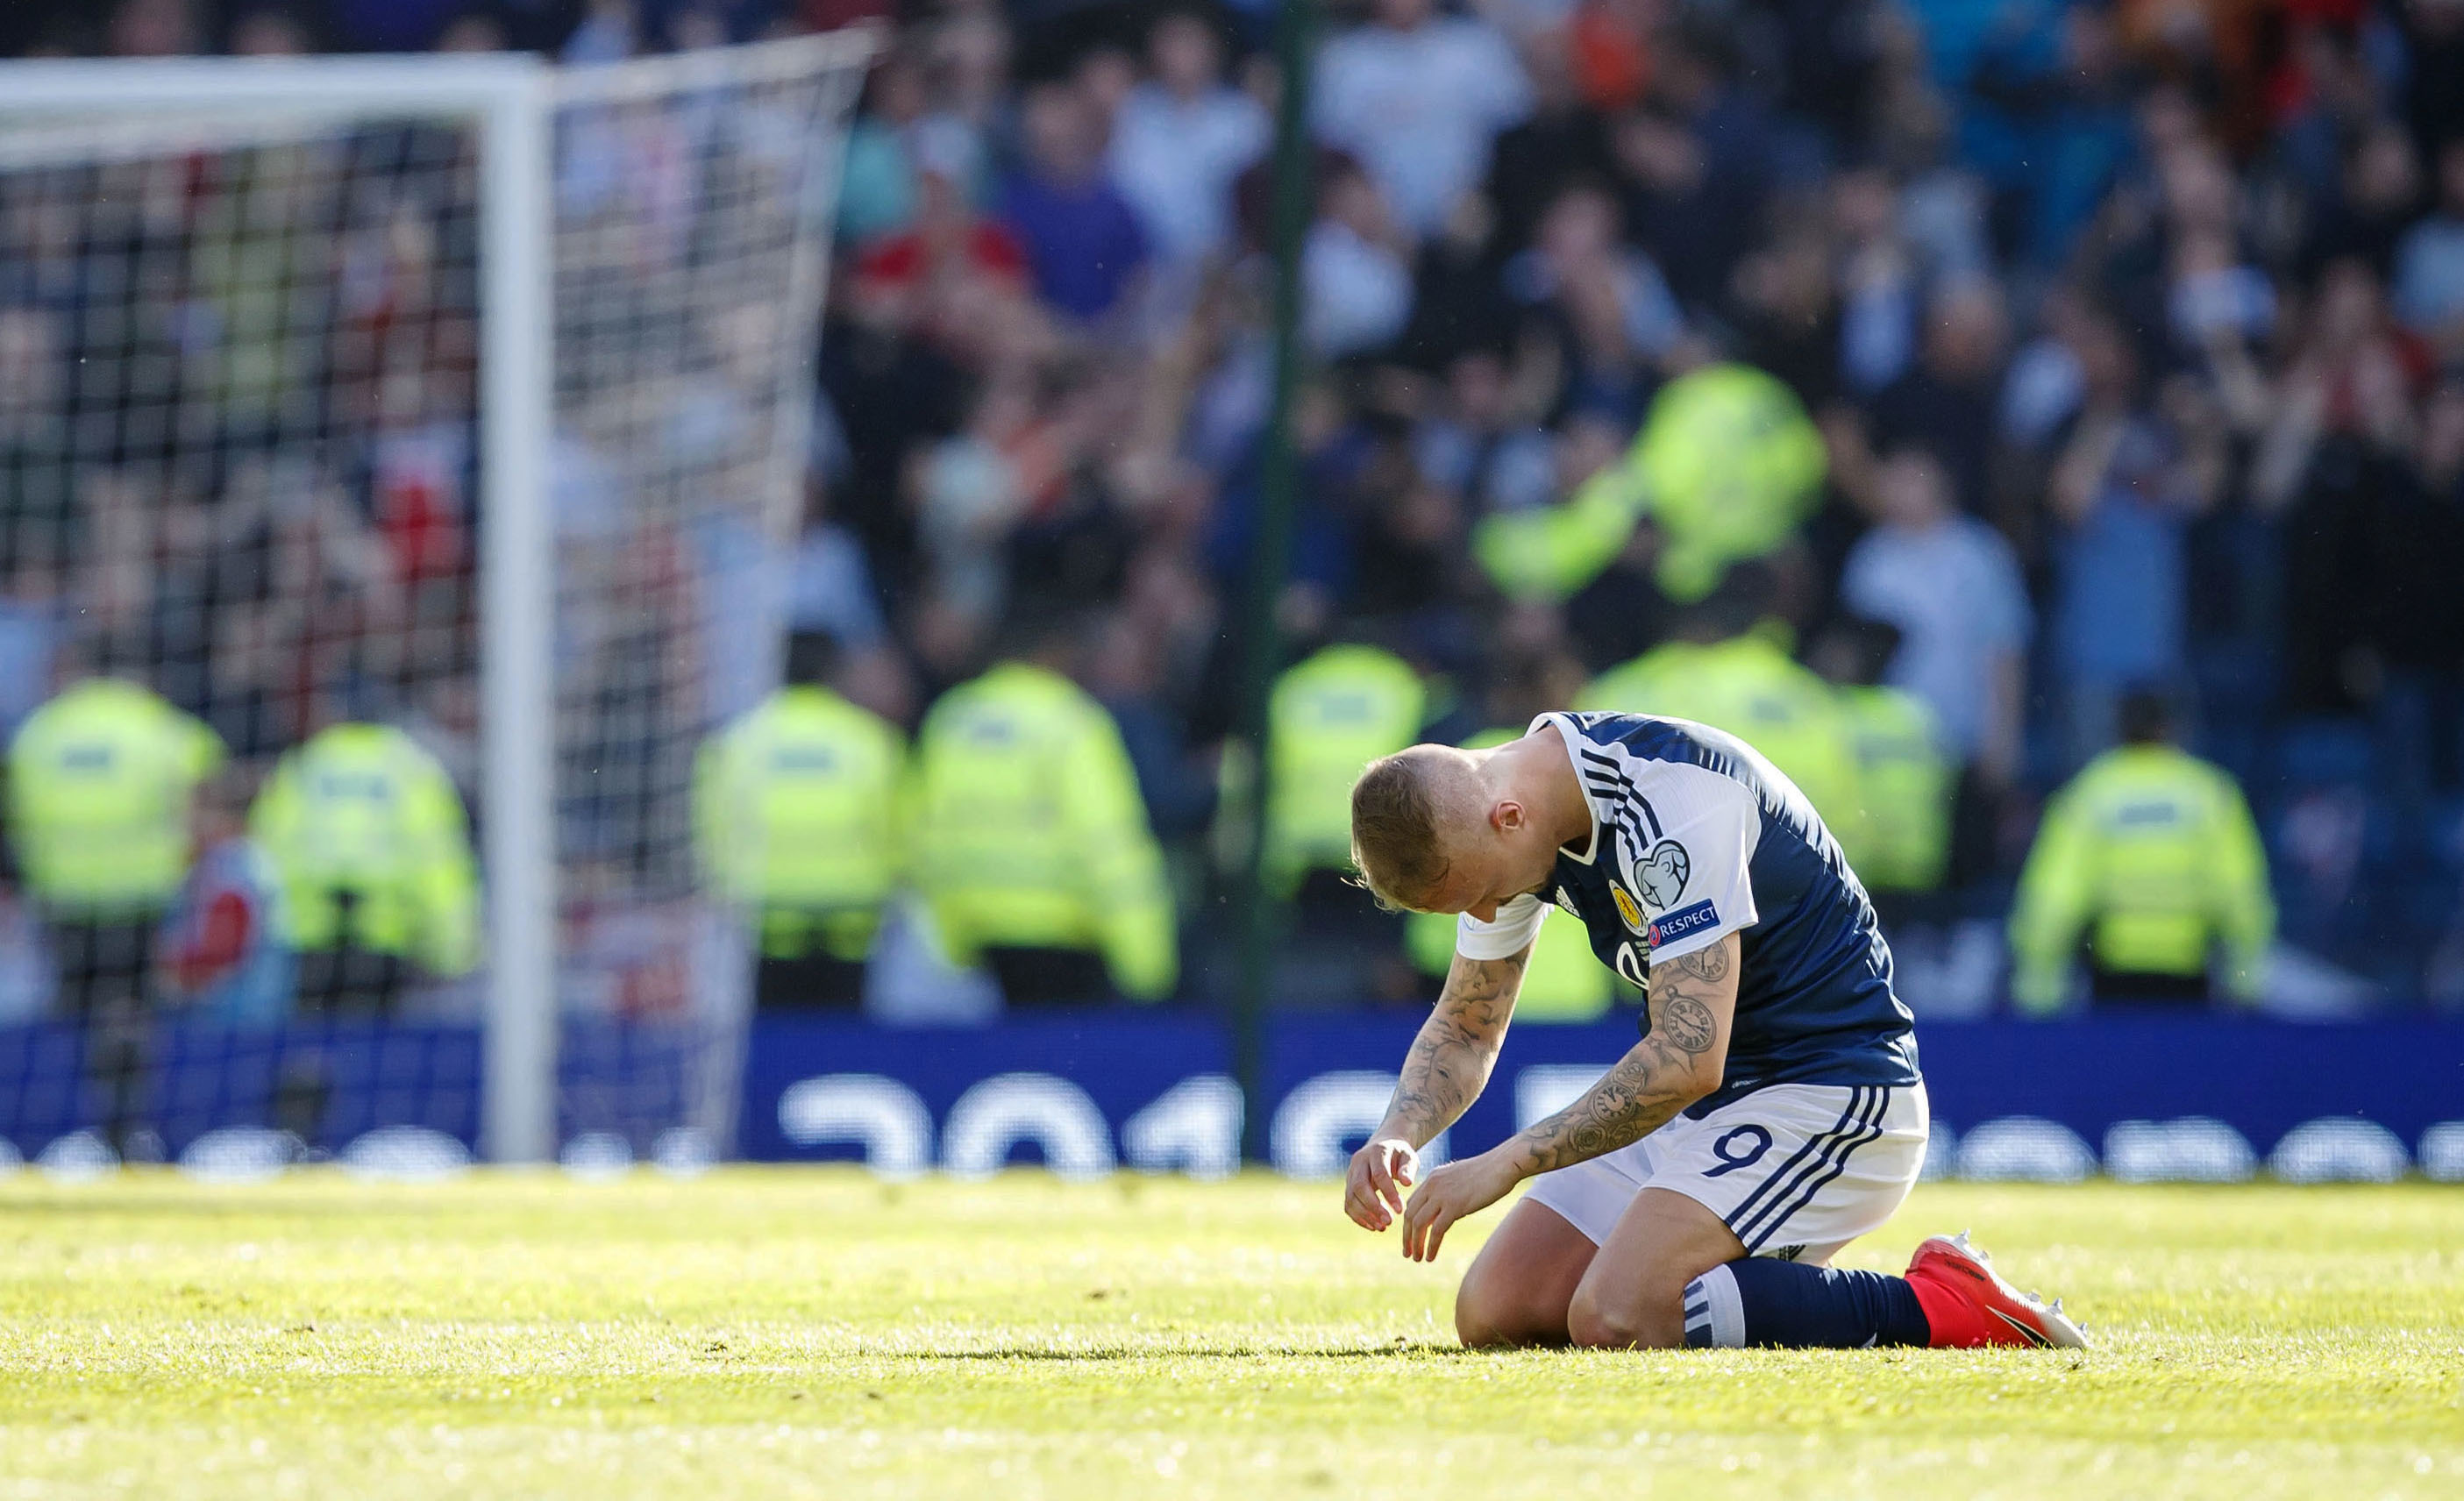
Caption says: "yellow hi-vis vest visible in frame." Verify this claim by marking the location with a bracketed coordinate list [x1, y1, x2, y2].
[249, 723, 480, 977]
[695, 686, 907, 962]
[2008, 743, 2275, 1013]
[1579, 635, 1865, 857]
[1406, 727, 1628, 1021]
[8, 678, 224, 916]
[1473, 363, 1825, 604]
[1257, 644, 1424, 898]
[913, 662, 1177, 1000]
[1837, 685, 1953, 893]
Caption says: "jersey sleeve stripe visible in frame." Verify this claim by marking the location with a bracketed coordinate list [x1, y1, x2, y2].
[1578, 756, 1665, 840]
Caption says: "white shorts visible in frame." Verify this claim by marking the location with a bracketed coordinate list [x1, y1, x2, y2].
[1521, 1082, 1928, 1263]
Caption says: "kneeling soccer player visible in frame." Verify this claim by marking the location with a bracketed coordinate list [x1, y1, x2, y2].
[1342, 711, 2083, 1351]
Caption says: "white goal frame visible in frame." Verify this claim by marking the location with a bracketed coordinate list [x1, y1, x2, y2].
[0, 32, 879, 1163]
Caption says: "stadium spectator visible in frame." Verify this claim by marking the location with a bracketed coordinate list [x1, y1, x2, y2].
[1811, 617, 1955, 914]
[911, 10, 1006, 199]
[1311, 0, 1531, 239]
[1727, 230, 1842, 413]
[837, 45, 929, 247]
[2394, 137, 2464, 351]
[249, 715, 480, 1014]
[1502, 180, 1687, 426]
[1607, 29, 1777, 313]
[997, 79, 1150, 328]
[1257, 643, 1428, 872]
[1858, 281, 2010, 519]
[155, 764, 294, 1027]
[788, 490, 891, 654]
[2257, 257, 2430, 715]
[1107, 10, 1267, 299]
[1840, 444, 2028, 785]
[1968, 1, 2140, 267]
[1411, 345, 1557, 521]
[0, 306, 69, 736]
[2008, 688, 2275, 1012]
[2369, 377, 2464, 807]
[851, 141, 1033, 359]
[106, 0, 200, 57]
[2300, 120, 2423, 282]
[2411, 0, 2464, 160]
[1084, 594, 1215, 843]
[910, 610, 1177, 1007]
[1304, 154, 1415, 359]
[2043, 315, 2214, 765]
[1239, 638, 1428, 1005]
[9, 657, 224, 1153]
[227, 4, 314, 56]
[695, 631, 905, 1011]
[1482, 38, 1613, 258]
[1833, 165, 1924, 400]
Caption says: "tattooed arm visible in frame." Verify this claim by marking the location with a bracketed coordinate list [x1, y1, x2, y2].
[1395, 932, 1742, 1263]
[1383, 947, 1529, 1145]
[1506, 932, 1738, 1176]
[1343, 944, 1530, 1233]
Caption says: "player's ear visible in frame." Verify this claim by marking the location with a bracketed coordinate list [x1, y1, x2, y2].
[1492, 798, 1526, 834]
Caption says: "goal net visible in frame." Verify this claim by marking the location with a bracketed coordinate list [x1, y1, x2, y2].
[0, 34, 873, 1173]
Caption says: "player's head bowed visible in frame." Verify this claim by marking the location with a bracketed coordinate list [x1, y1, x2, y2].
[1350, 743, 1563, 917]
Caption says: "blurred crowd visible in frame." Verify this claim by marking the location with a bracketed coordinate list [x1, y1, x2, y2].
[6, 0, 2464, 1025]
[787, 0, 2464, 1015]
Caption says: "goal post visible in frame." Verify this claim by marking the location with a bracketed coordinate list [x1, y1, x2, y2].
[478, 62, 557, 1167]
[0, 31, 876, 1166]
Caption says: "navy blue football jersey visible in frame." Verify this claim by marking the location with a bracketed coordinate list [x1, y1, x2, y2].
[1456, 711, 1919, 1099]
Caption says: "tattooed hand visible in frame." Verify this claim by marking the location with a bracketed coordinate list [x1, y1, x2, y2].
[1397, 1148, 1522, 1263]
[1346, 945, 1529, 1234]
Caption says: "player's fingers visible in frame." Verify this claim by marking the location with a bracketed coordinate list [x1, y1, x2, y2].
[1369, 1150, 1405, 1215]
[1406, 1184, 1449, 1260]
[1343, 1176, 1387, 1230]
[1421, 1207, 1455, 1263]
[1379, 1149, 1419, 1207]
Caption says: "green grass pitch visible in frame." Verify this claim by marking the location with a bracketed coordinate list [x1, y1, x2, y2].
[2, 1170, 2459, 1498]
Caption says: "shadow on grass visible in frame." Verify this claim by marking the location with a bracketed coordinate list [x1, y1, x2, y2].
[885, 1343, 1485, 1362]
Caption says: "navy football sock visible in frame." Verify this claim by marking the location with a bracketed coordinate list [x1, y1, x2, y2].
[1681, 1258, 1931, 1348]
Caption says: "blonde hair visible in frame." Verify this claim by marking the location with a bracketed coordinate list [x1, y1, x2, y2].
[1349, 746, 1475, 911]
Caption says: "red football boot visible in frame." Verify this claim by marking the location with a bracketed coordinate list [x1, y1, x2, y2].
[1904, 1231, 2088, 1349]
